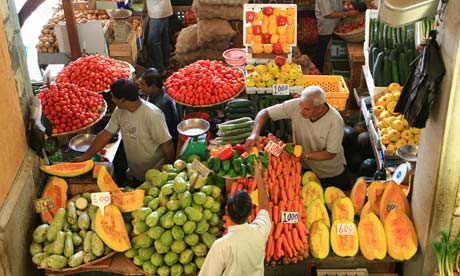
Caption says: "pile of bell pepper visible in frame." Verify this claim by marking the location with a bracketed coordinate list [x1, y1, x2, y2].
[207, 144, 269, 178]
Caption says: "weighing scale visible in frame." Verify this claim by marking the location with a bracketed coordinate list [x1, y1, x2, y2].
[392, 145, 418, 196]
[177, 119, 210, 161]
[107, 9, 133, 41]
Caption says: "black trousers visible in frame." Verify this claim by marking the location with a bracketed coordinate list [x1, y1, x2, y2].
[312, 34, 333, 74]
[319, 166, 352, 191]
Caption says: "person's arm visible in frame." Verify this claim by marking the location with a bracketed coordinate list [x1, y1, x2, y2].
[198, 242, 225, 276]
[302, 150, 336, 161]
[245, 109, 270, 150]
[159, 139, 174, 164]
[73, 130, 113, 162]
[324, 9, 358, 18]
[254, 160, 269, 211]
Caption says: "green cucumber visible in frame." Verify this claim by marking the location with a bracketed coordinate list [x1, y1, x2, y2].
[226, 99, 253, 109]
[219, 117, 252, 126]
[383, 55, 392, 86]
[218, 120, 254, 131]
[217, 127, 253, 137]
[371, 47, 381, 77]
[373, 52, 385, 86]
[398, 52, 410, 85]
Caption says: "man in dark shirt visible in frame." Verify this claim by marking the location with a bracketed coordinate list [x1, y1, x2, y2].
[138, 68, 180, 151]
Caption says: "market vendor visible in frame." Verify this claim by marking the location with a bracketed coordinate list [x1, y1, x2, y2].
[245, 86, 351, 190]
[146, 0, 172, 72]
[199, 161, 270, 276]
[138, 68, 179, 150]
[74, 79, 174, 184]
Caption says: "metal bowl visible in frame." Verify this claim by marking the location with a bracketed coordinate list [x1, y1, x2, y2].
[69, 134, 96, 152]
[396, 144, 419, 162]
[177, 119, 210, 137]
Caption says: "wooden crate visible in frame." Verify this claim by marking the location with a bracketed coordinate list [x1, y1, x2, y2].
[346, 42, 365, 90]
[109, 32, 138, 64]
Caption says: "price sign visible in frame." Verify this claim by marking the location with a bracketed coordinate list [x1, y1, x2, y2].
[386, 202, 398, 212]
[191, 159, 211, 178]
[34, 198, 55, 213]
[91, 192, 111, 216]
[281, 211, 299, 224]
[336, 223, 355, 236]
[273, 84, 290, 95]
[265, 140, 284, 157]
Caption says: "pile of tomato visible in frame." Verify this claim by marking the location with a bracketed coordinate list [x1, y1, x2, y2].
[37, 83, 105, 134]
[55, 55, 130, 92]
[164, 60, 244, 106]
[335, 17, 365, 34]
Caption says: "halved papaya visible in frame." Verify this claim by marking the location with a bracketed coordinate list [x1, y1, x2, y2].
[301, 181, 324, 209]
[309, 221, 330, 259]
[97, 165, 122, 193]
[40, 177, 68, 224]
[379, 181, 410, 223]
[360, 201, 372, 218]
[331, 197, 354, 222]
[384, 209, 418, 260]
[350, 177, 367, 214]
[95, 204, 131, 252]
[40, 160, 94, 177]
[367, 181, 387, 215]
[302, 171, 320, 185]
[306, 198, 330, 230]
[358, 212, 387, 260]
[111, 189, 145, 212]
[330, 219, 359, 257]
[324, 186, 346, 210]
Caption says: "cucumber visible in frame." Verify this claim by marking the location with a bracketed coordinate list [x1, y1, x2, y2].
[217, 126, 253, 137]
[368, 45, 376, 72]
[218, 120, 254, 131]
[378, 22, 384, 49]
[369, 19, 375, 43]
[371, 48, 381, 77]
[219, 117, 252, 126]
[383, 55, 392, 86]
[382, 24, 388, 49]
[226, 99, 253, 109]
[391, 60, 399, 83]
[398, 52, 410, 85]
[373, 52, 385, 86]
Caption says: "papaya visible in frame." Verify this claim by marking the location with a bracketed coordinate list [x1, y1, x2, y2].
[302, 171, 320, 185]
[40, 160, 94, 177]
[111, 189, 145, 212]
[305, 199, 330, 230]
[95, 205, 131, 252]
[330, 219, 359, 257]
[360, 201, 372, 218]
[358, 212, 387, 260]
[324, 186, 346, 210]
[367, 181, 387, 215]
[379, 181, 410, 223]
[40, 177, 68, 224]
[97, 165, 122, 193]
[384, 209, 418, 260]
[301, 181, 324, 209]
[309, 221, 330, 259]
[350, 178, 367, 215]
[331, 197, 354, 222]
[92, 163, 103, 178]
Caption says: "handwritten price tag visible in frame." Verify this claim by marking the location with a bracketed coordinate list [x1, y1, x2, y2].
[281, 211, 299, 224]
[34, 198, 55, 213]
[191, 159, 210, 178]
[265, 140, 284, 157]
[336, 223, 355, 235]
[386, 202, 398, 212]
[91, 192, 111, 216]
[273, 84, 290, 95]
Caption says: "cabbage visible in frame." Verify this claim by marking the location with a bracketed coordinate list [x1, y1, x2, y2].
[171, 240, 187, 254]
[184, 262, 197, 274]
[147, 226, 165, 240]
[164, 251, 178, 266]
[170, 263, 184, 276]
[179, 249, 194, 265]
[157, 265, 170, 276]
[150, 252, 164, 267]
[192, 242, 207, 257]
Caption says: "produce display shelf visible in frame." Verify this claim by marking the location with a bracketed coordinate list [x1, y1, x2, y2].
[168, 86, 245, 108]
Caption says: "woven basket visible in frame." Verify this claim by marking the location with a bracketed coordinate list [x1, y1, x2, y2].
[335, 28, 365, 43]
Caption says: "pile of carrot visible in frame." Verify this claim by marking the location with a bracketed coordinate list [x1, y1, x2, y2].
[223, 135, 309, 265]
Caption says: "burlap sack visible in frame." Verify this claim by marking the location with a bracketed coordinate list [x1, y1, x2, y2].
[176, 25, 230, 54]
[192, 0, 243, 20]
[197, 19, 236, 45]
[197, 0, 246, 6]
[174, 48, 225, 66]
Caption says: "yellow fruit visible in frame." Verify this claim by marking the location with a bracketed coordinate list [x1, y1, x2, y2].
[414, 134, 420, 144]
[262, 72, 272, 81]
[378, 111, 391, 121]
[391, 91, 401, 101]
[390, 119, 404, 132]
[381, 134, 390, 145]
[386, 143, 397, 150]
[255, 64, 268, 74]
[388, 129, 400, 142]
[245, 79, 255, 87]
[386, 101, 398, 114]
[395, 139, 407, 148]
[252, 72, 262, 82]
[401, 118, 409, 129]
[245, 64, 255, 71]
[380, 127, 388, 136]
[281, 64, 291, 72]
[377, 121, 386, 130]
[388, 83, 401, 92]
[401, 130, 413, 140]
[373, 105, 386, 117]
[255, 80, 266, 88]
[410, 127, 421, 134]
[407, 138, 417, 145]
[376, 95, 390, 107]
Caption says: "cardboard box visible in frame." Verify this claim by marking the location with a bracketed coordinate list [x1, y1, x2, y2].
[109, 32, 138, 64]
[54, 21, 109, 55]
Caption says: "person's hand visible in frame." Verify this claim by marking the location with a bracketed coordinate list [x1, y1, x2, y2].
[245, 134, 260, 153]
[253, 160, 262, 177]
[345, 10, 358, 17]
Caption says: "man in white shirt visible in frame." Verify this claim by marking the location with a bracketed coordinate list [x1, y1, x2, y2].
[146, 0, 173, 72]
[246, 86, 351, 190]
[199, 161, 271, 276]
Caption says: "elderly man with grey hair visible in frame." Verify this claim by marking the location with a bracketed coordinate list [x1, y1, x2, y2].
[245, 85, 351, 190]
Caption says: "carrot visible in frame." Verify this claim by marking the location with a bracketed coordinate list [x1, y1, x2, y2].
[285, 228, 295, 250]
[275, 234, 283, 258]
[281, 234, 293, 257]
[296, 222, 307, 244]
[286, 188, 295, 201]
[273, 205, 279, 224]
[280, 188, 288, 202]
[266, 238, 274, 259]
[292, 228, 302, 251]
[269, 203, 273, 222]
[274, 222, 283, 239]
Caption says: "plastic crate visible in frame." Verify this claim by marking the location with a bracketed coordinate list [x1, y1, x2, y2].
[302, 75, 350, 111]
[264, 263, 306, 276]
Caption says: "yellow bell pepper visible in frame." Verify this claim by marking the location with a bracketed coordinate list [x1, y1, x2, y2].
[287, 31, 294, 44]
[256, 11, 264, 21]
[287, 8, 295, 16]
[246, 26, 253, 34]
[254, 35, 262, 43]
[269, 14, 276, 26]
[277, 26, 286, 35]
[270, 33, 279, 44]
[252, 43, 263, 54]
[287, 15, 294, 25]
[273, 8, 280, 16]
[279, 34, 287, 44]
[252, 147, 259, 157]
[268, 24, 277, 35]
[293, 145, 303, 158]
[282, 43, 290, 54]
[262, 15, 269, 26]
[246, 33, 253, 44]
[263, 45, 273, 54]
[262, 24, 268, 34]
[279, 9, 287, 17]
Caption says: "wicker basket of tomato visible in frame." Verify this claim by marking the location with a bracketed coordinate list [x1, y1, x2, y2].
[164, 60, 245, 107]
[334, 14, 365, 43]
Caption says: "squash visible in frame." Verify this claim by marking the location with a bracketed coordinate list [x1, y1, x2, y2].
[40, 177, 68, 224]
[358, 212, 387, 260]
[97, 165, 122, 193]
[92, 163, 103, 178]
[324, 186, 346, 210]
[331, 197, 354, 222]
[301, 181, 324, 209]
[379, 181, 410, 223]
[302, 171, 320, 185]
[384, 209, 418, 260]
[330, 219, 359, 257]
[360, 201, 373, 218]
[305, 198, 330, 230]
[40, 160, 94, 177]
[112, 189, 145, 212]
[309, 221, 330, 259]
[350, 177, 367, 214]
[95, 204, 131, 252]
[367, 181, 387, 215]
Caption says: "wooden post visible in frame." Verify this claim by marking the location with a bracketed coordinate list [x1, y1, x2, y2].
[62, 0, 81, 60]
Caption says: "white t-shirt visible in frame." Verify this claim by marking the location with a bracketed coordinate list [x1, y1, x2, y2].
[199, 210, 271, 276]
[146, 0, 173, 19]
[267, 98, 346, 178]
[315, 0, 342, 35]
[105, 100, 171, 180]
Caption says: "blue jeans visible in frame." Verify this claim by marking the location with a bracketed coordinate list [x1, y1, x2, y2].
[148, 17, 170, 72]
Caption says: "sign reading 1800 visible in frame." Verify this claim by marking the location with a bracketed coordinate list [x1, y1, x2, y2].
[281, 211, 299, 224]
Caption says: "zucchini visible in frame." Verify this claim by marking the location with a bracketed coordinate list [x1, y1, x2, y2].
[368, 45, 376, 73]
[398, 52, 410, 85]
[378, 22, 384, 49]
[218, 120, 254, 131]
[371, 47, 381, 77]
[382, 24, 388, 49]
[391, 60, 399, 84]
[383, 55, 392, 86]
[226, 99, 253, 109]
[219, 117, 252, 126]
[373, 52, 385, 86]
[217, 126, 253, 137]
[369, 19, 375, 43]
